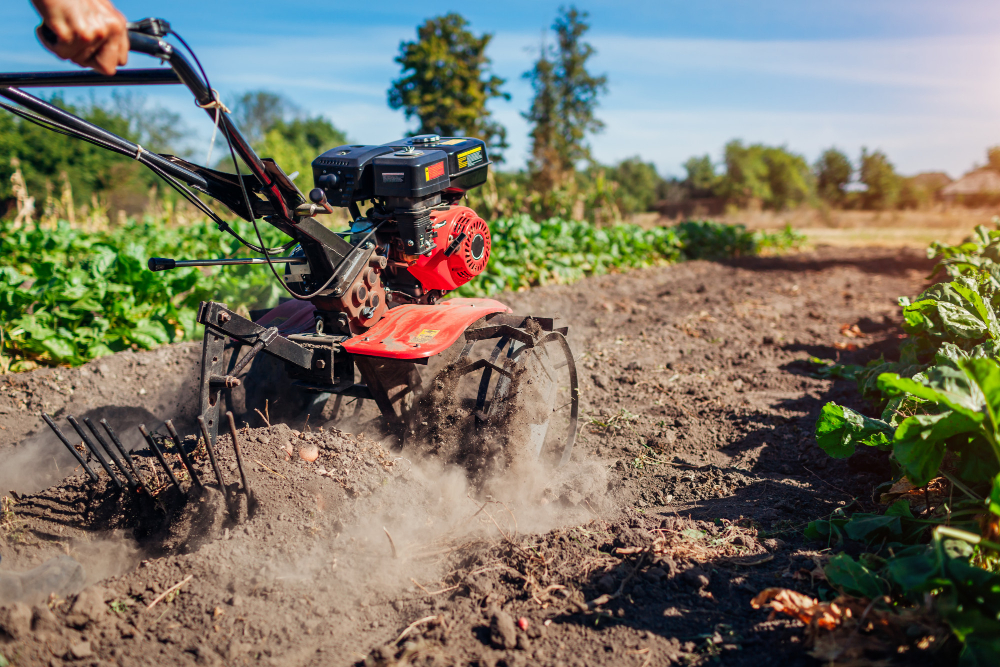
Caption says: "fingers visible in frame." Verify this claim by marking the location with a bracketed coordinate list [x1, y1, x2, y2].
[33, 0, 130, 75]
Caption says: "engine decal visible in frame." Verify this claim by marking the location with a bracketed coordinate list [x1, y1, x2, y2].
[425, 161, 445, 181]
[457, 146, 483, 169]
[412, 329, 440, 344]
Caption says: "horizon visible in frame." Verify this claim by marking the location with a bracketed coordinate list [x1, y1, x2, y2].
[0, 1, 997, 179]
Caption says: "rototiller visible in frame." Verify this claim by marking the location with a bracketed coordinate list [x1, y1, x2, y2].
[1, 18, 579, 482]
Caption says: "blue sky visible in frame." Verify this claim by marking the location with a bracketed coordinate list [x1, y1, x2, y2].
[1, 1, 998, 178]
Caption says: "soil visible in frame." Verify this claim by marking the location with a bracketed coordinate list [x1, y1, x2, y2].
[0, 246, 943, 666]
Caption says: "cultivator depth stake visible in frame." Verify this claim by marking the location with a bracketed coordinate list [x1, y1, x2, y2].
[197, 415, 232, 510]
[66, 416, 123, 491]
[164, 420, 203, 491]
[41, 412, 99, 483]
[83, 417, 138, 489]
[226, 411, 252, 500]
[138, 424, 183, 495]
[99, 419, 146, 489]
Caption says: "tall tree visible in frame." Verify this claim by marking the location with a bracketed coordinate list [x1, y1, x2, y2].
[388, 14, 509, 158]
[815, 148, 853, 206]
[524, 6, 608, 192]
[859, 148, 901, 210]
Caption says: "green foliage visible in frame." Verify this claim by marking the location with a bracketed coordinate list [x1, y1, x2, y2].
[224, 91, 348, 189]
[0, 94, 171, 207]
[716, 140, 813, 210]
[0, 216, 800, 370]
[810, 225, 1000, 661]
[860, 147, 903, 210]
[524, 6, 608, 202]
[683, 155, 719, 197]
[815, 147, 853, 206]
[593, 157, 662, 216]
[0, 217, 287, 370]
[388, 13, 509, 158]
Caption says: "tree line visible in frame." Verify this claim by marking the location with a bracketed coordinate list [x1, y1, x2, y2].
[1, 5, 992, 225]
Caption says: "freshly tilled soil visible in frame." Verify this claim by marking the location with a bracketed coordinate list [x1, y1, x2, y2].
[0, 247, 940, 666]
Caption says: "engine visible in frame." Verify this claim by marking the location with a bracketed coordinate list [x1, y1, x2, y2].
[308, 134, 492, 318]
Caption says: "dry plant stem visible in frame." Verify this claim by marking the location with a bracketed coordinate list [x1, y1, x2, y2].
[146, 575, 193, 610]
[394, 615, 439, 644]
[585, 547, 652, 610]
[384, 526, 399, 559]
[252, 459, 286, 480]
[254, 405, 271, 428]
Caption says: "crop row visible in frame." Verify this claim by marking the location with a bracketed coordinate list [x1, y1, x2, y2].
[0, 216, 801, 371]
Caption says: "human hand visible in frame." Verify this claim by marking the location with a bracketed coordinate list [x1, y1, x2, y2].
[31, 0, 130, 75]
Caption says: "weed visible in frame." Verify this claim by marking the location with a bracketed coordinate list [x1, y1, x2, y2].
[108, 599, 127, 615]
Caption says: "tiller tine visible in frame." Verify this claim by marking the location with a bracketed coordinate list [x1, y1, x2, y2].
[41, 412, 99, 484]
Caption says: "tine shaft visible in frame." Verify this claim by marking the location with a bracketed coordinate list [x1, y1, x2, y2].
[198, 415, 232, 510]
[138, 424, 183, 494]
[164, 420, 203, 490]
[99, 419, 145, 487]
[83, 417, 137, 488]
[67, 416, 123, 491]
[41, 413, 99, 483]
[226, 411, 252, 498]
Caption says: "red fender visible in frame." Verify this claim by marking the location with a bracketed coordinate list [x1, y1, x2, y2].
[341, 298, 510, 359]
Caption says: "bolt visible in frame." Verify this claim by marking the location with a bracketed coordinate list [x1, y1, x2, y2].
[316, 359, 326, 369]
[218, 312, 231, 324]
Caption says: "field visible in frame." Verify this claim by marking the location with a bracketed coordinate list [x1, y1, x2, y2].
[3, 241, 970, 666]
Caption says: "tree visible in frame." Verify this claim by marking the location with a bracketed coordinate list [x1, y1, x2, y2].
[388, 14, 509, 158]
[815, 148, 853, 206]
[605, 157, 662, 215]
[683, 155, 718, 197]
[226, 91, 348, 187]
[715, 140, 812, 210]
[859, 148, 902, 210]
[987, 146, 1000, 173]
[524, 6, 608, 193]
[232, 91, 292, 148]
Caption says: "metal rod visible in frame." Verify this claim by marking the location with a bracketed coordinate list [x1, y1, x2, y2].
[198, 415, 232, 510]
[0, 87, 209, 190]
[226, 411, 252, 499]
[148, 256, 306, 272]
[138, 424, 183, 494]
[83, 417, 137, 488]
[41, 413, 98, 483]
[66, 416, 123, 491]
[0, 68, 181, 88]
[99, 419, 145, 488]
[164, 420, 203, 490]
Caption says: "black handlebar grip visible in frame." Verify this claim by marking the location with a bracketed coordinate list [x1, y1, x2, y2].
[127, 31, 170, 57]
[37, 22, 168, 57]
[148, 258, 176, 271]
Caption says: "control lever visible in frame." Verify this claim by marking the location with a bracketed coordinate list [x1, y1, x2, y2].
[148, 257, 307, 271]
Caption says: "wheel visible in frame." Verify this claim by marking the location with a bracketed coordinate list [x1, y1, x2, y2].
[410, 316, 579, 481]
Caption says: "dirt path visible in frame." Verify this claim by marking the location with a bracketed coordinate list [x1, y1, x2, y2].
[0, 247, 933, 666]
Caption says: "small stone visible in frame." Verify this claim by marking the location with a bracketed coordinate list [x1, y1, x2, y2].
[763, 538, 786, 551]
[69, 640, 93, 659]
[490, 608, 518, 650]
[683, 569, 710, 590]
[0, 602, 32, 640]
[596, 574, 616, 594]
[32, 604, 59, 634]
[228, 595, 243, 608]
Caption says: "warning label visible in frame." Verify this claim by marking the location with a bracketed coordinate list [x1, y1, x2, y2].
[457, 146, 483, 170]
[412, 329, 440, 344]
[425, 161, 445, 181]
[438, 138, 466, 145]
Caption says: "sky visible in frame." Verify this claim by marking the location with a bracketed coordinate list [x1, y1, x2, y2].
[1, 1, 998, 179]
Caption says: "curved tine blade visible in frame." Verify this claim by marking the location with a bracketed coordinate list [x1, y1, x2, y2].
[198, 416, 232, 509]
[225, 411, 252, 500]
[99, 419, 145, 487]
[41, 413, 99, 483]
[475, 335, 509, 414]
[83, 417, 137, 488]
[138, 424, 183, 494]
[67, 416, 123, 490]
[164, 420, 203, 490]
[542, 332, 580, 468]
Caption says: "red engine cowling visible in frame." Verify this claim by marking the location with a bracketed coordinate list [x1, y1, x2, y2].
[407, 205, 491, 291]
